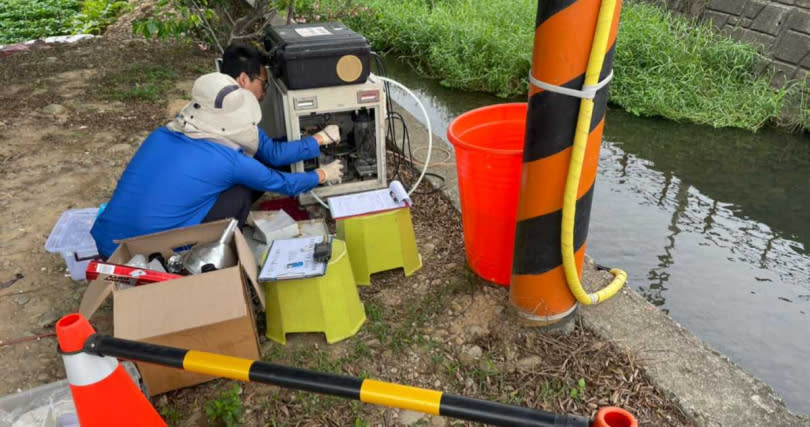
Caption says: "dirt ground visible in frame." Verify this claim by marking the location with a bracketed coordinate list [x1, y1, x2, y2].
[0, 38, 693, 426]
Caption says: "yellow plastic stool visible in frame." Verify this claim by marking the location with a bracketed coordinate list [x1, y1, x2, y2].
[263, 239, 366, 345]
[336, 208, 422, 286]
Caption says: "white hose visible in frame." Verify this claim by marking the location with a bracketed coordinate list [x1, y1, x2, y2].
[309, 75, 434, 208]
[379, 76, 433, 196]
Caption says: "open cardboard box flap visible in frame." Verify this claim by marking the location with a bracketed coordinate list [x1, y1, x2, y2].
[79, 219, 264, 318]
[114, 268, 248, 338]
[76, 219, 263, 395]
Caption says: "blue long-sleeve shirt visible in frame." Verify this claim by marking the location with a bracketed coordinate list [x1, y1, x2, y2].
[91, 127, 320, 258]
[255, 128, 319, 167]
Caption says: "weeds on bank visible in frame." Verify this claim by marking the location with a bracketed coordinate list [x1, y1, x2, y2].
[297, 0, 806, 131]
[613, 2, 788, 130]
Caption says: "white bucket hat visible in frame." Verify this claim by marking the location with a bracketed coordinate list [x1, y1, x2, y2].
[167, 72, 262, 156]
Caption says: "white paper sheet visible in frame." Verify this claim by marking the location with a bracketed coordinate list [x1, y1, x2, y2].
[327, 180, 412, 219]
[258, 236, 326, 281]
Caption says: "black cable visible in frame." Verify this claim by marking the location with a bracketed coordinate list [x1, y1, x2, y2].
[369, 52, 440, 194]
[372, 51, 405, 182]
[391, 112, 412, 187]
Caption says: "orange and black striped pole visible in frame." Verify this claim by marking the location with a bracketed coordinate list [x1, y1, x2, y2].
[511, 0, 622, 324]
[80, 332, 636, 426]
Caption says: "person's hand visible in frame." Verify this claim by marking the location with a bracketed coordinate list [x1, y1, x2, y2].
[316, 160, 344, 183]
[314, 125, 340, 146]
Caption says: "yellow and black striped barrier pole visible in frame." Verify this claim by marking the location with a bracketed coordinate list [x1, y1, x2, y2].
[511, 0, 626, 324]
[82, 333, 636, 427]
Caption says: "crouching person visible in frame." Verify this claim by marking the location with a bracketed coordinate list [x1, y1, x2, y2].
[91, 72, 343, 258]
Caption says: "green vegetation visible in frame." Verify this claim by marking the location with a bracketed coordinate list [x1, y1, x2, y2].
[354, 418, 371, 427]
[101, 64, 180, 103]
[0, 0, 128, 45]
[158, 406, 182, 426]
[204, 384, 244, 427]
[299, 0, 533, 98]
[570, 378, 586, 400]
[296, 0, 807, 131]
[132, 0, 218, 42]
[614, 2, 788, 130]
[0, 0, 81, 44]
[72, 0, 130, 35]
[132, 0, 277, 54]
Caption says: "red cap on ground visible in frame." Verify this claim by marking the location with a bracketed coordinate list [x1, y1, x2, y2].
[593, 407, 638, 427]
[56, 313, 95, 353]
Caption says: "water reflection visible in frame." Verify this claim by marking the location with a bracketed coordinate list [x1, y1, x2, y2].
[592, 141, 810, 413]
[596, 140, 810, 300]
[604, 110, 810, 255]
[640, 175, 686, 310]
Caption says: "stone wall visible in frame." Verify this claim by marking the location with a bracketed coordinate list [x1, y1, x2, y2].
[643, 0, 810, 85]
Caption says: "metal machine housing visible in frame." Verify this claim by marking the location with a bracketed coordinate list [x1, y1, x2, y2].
[259, 72, 387, 204]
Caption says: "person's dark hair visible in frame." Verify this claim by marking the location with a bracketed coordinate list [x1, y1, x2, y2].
[221, 43, 267, 80]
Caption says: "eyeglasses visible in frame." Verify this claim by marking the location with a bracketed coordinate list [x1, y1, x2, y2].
[255, 76, 269, 91]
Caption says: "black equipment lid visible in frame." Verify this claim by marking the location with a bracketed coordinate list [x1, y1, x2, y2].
[264, 22, 370, 60]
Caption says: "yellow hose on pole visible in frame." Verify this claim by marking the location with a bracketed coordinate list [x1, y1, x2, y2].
[561, 0, 627, 305]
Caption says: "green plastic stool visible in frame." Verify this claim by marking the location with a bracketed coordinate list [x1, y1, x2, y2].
[263, 239, 366, 345]
[336, 208, 422, 286]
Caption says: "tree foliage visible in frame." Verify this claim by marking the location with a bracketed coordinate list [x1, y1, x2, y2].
[133, 0, 278, 53]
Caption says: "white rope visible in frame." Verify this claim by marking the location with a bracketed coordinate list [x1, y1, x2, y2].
[528, 70, 614, 100]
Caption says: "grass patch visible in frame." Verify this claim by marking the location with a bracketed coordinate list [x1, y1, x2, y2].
[613, 2, 788, 130]
[296, 0, 806, 131]
[302, 0, 533, 98]
[102, 64, 180, 103]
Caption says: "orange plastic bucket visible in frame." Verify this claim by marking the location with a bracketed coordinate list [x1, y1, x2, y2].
[447, 103, 526, 286]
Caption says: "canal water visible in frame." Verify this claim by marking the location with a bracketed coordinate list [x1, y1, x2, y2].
[381, 58, 810, 413]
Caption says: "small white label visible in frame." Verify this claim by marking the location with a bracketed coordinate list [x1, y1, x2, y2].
[295, 27, 332, 37]
[96, 263, 115, 275]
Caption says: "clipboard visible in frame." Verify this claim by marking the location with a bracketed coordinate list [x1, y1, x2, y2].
[258, 235, 331, 282]
[327, 180, 412, 220]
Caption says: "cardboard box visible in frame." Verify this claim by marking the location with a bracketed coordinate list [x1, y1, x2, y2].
[79, 220, 265, 395]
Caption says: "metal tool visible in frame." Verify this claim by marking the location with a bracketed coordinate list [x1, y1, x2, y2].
[182, 219, 239, 275]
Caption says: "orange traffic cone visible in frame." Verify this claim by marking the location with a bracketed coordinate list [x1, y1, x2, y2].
[56, 313, 166, 427]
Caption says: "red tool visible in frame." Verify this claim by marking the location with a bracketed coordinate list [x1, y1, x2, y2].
[85, 261, 182, 286]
